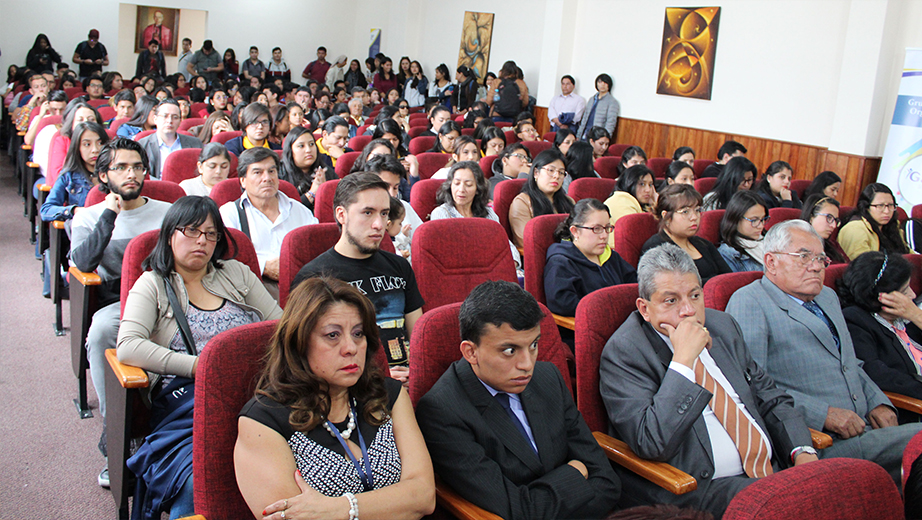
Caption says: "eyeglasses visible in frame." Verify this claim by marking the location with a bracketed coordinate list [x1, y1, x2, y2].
[772, 251, 832, 268]
[252, 119, 271, 127]
[740, 177, 755, 185]
[398, 105, 409, 109]
[869, 203, 897, 211]
[541, 166, 567, 177]
[741, 215, 770, 227]
[575, 224, 614, 235]
[674, 207, 702, 217]
[509, 153, 531, 162]
[108, 164, 146, 174]
[176, 227, 222, 242]
[815, 212, 840, 226]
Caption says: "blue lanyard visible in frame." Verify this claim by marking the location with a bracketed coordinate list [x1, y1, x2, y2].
[326, 402, 375, 491]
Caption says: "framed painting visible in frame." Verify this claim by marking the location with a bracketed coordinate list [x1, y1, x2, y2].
[656, 7, 721, 100]
[136, 6, 180, 56]
[457, 11, 494, 82]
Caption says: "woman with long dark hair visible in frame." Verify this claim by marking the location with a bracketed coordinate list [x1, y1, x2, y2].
[839, 183, 909, 259]
[427, 121, 461, 154]
[179, 143, 232, 196]
[41, 121, 107, 221]
[603, 164, 656, 241]
[754, 160, 802, 209]
[701, 156, 757, 211]
[431, 136, 479, 179]
[26, 33, 62, 73]
[117, 95, 158, 138]
[344, 59, 368, 91]
[801, 194, 848, 263]
[717, 190, 769, 272]
[429, 63, 453, 108]
[198, 110, 232, 144]
[403, 60, 428, 108]
[804, 170, 843, 201]
[223, 48, 239, 80]
[553, 128, 577, 156]
[663, 160, 695, 187]
[617, 146, 647, 175]
[373, 57, 398, 95]
[480, 126, 506, 157]
[509, 149, 574, 248]
[279, 126, 335, 211]
[488, 143, 531, 198]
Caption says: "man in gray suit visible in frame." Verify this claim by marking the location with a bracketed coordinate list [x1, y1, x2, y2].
[727, 220, 922, 483]
[601, 244, 816, 518]
[417, 281, 620, 520]
[137, 98, 202, 179]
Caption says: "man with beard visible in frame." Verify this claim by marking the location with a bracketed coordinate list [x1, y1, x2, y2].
[291, 172, 423, 384]
[70, 138, 172, 488]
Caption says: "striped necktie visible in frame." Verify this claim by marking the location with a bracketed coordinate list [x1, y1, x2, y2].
[694, 359, 773, 478]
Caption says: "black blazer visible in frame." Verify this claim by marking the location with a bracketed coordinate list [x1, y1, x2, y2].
[843, 306, 922, 400]
[641, 232, 731, 282]
[416, 360, 620, 520]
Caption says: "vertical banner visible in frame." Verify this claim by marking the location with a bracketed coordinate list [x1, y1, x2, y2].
[879, 48, 922, 210]
[369, 29, 381, 59]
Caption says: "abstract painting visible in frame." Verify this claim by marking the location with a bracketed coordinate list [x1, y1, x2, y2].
[656, 7, 721, 100]
[135, 6, 180, 55]
[457, 11, 494, 82]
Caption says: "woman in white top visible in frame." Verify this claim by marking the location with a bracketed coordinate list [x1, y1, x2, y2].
[428, 64, 453, 108]
[403, 61, 428, 108]
[180, 143, 232, 196]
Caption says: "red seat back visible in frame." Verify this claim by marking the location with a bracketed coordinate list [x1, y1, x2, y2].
[347, 135, 372, 152]
[84, 179, 186, 207]
[87, 98, 108, 108]
[189, 102, 208, 117]
[542, 132, 556, 143]
[703, 271, 763, 311]
[606, 144, 631, 157]
[521, 140, 551, 158]
[110, 118, 130, 131]
[410, 178, 442, 221]
[790, 179, 811, 199]
[903, 430, 922, 490]
[495, 121, 512, 129]
[907, 254, 922, 295]
[407, 126, 428, 139]
[33, 115, 62, 137]
[646, 157, 671, 178]
[179, 117, 205, 131]
[411, 219, 517, 312]
[314, 179, 339, 223]
[460, 128, 475, 136]
[409, 136, 436, 155]
[695, 177, 717, 195]
[913, 204, 922, 221]
[208, 178, 300, 207]
[523, 214, 567, 305]
[161, 148, 204, 184]
[133, 129, 156, 141]
[478, 155, 498, 179]
[568, 178, 615, 203]
[898, 207, 909, 224]
[334, 151, 361, 178]
[574, 284, 639, 432]
[277, 223, 341, 307]
[409, 301, 573, 407]
[693, 159, 713, 177]
[766, 208, 802, 231]
[97, 106, 116, 121]
[492, 178, 527, 241]
[408, 113, 427, 122]
[64, 87, 86, 100]
[211, 130, 242, 145]
[698, 209, 725, 245]
[823, 263, 847, 290]
[723, 458, 902, 520]
[416, 152, 451, 180]
[408, 118, 428, 128]
[612, 213, 658, 267]
[594, 156, 621, 180]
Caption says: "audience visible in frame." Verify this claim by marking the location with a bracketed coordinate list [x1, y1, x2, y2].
[197, 110, 233, 144]
[754, 160, 802, 209]
[514, 119, 539, 142]
[700, 140, 747, 179]
[138, 99, 203, 179]
[664, 160, 695, 187]
[804, 170, 842, 201]
[509, 149, 575, 248]
[801, 194, 848, 263]
[364, 154, 423, 246]
[838, 182, 908, 259]
[117, 94, 157, 139]
[618, 145, 647, 175]
[701, 156, 757, 211]
[603, 164, 656, 245]
[587, 126, 611, 160]
[673, 146, 696, 166]
[316, 116, 351, 166]
[717, 190, 769, 272]
[277, 126, 334, 211]
[486, 60, 529, 121]
[579, 73, 619, 138]
[225, 102, 280, 156]
[488, 143, 531, 198]
[179, 143, 231, 196]
[553, 127, 577, 155]
[431, 135, 478, 179]
[480, 126, 507, 158]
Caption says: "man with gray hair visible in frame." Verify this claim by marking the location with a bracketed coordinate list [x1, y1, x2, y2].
[601, 243, 815, 516]
[727, 219, 922, 484]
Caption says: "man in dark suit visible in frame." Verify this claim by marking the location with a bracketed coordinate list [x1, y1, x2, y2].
[416, 281, 620, 520]
[137, 98, 202, 179]
[601, 244, 817, 518]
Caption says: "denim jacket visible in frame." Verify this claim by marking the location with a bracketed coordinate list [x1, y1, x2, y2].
[40, 170, 96, 221]
[718, 242, 764, 273]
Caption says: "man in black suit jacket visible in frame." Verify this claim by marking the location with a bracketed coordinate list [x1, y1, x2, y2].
[416, 281, 620, 520]
[601, 244, 817, 518]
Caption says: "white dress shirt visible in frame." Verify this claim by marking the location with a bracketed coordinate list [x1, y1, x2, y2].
[479, 379, 538, 454]
[547, 92, 587, 126]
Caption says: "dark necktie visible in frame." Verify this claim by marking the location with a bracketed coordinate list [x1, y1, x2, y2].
[803, 300, 840, 350]
[494, 392, 537, 455]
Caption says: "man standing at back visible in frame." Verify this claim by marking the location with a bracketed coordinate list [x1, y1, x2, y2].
[417, 280, 620, 520]
[187, 40, 222, 85]
[177, 38, 193, 81]
[302, 46, 331, 85]
[73, 29, 109, 81]
[138, 99, 202, 179]
[547, 75, 586, 133]
[291, 173, 423, 383]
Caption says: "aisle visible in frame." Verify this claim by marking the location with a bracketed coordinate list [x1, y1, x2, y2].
[0, 153, 115, 518]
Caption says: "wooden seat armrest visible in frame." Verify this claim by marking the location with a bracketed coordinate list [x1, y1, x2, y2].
[435, 477, 503, 520]
[105, 349, 149, 389]
[38, 183, 50, 191]
[52, 220, 66, 229]
[17, 131, 26, 136]
[809, 428, 832, 449]
[592, 432, 697, 495]
[175, 516, 207, 520]
[69, 266, 101, 286]
[21, 144, 32, 150]
[29, 162, 42, 169]
[885, 391, 922, 415]
[516, 246, 525, 257]
[552, 313, 575, 330]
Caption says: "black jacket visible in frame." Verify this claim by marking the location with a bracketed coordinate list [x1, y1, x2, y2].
[843, 306, 922, 401]
[544, 241, 637, 316]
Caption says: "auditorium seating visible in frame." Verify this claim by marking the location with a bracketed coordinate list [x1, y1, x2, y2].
[693, 159, 713, 177]
[410, 178, 442, 221]
[612, 213, 658, 267]
[161, 148, 240, 184]
[694, 177, 717, 195]
[542, 131, 557, 142]
[913, 204, 922, 221]
[698, 209, 724, 245]
[904, 430, 922, 491]
[478, 155, 498, 179]
[765, 207, 802, 231]
[334, 151, 360, 178]
[568, 178, 615, 203]
[208, 178, 300, 207]
[415, 152, 451, 179]
[408, 126, 428, 139]
[178, 117, 204, 132]
[520, 140, 551, 158]
[491, 178, 527, 243]
[314, 178, 338, 223]
[277, 223, 341, 307]
[132, 129, 156, 141]
[522, 214, 575, 330]
[210, 130, 242, 145]
[646, 157, 671, 178]
[791, 179, 811, 199]
[409, 136, 436, 155]
[347, 134, 371, 152]
[594, 156, 620, 180]
[607, 144, 631, 157]
[189, 102, 208, 117]
[97, 106, 116, 121]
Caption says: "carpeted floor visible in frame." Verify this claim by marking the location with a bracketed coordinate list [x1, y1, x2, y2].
[0, 151, 116, 518]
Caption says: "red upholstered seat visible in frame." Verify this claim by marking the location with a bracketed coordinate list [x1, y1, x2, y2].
[907, 254, 922, 295]
[314, 179, 339, 223]
[765, 208, 802, 231]
[647, 158, 671, 178]
[790, 179, 811, 199]
[478, 155, 498, 179]
[903, 430, 922, 490]
[568, 178, 615, 203]
[408, 118, 428, 128]
[277, 223, 341, 307]
[542, 132, 557, 143]
[189, 102, 208, 117]
[64, 87, 86, 100]
[410, 178, 442, 221]
[823, 263, 847, 290]
[409, 300, 573, 406]
[594, 156, 621, 180]
[110, 117, 129, 131]
[211, 130, 242, 145]
[408, 113, 427, 123]
[409, 136, 436, 155]
[407, 126, 428, 139]
[97, 106, 116, 121]
[612, 213, 658, 267]
[523, 214, 567, 305]
[356, 124, 371, 137]
[87, 98, 108, 108]
[178, 117, 205, 132]
[695, 177, 717, 195]
[460, 127, 475, 136]
[574, 283, 639, 432]
[492, 178, 527, 242]
[161, 148, 203, 184]
[521, 140, 551, 158]
[723, 458, 902, 520]
[411, 219, 517, 312]
[913, 204, 922, 221]
[347, 134, 372, 152]
[416, 152, 451, 180]
[703, 271, 763, 311]
[693, 159, 713, 177]
[607, 144, 631, 157]
[698, 209, 724, 245]
[133, 129, 156, 141]
[495, 121, 512, 129]
[898, 206, 909, 223]
[208, 178, 300, 207]
[84, 179, 186, 207]
[334, 151, 361, 178]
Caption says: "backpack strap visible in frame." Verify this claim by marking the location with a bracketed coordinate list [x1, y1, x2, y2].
[236, 198, 250, 239]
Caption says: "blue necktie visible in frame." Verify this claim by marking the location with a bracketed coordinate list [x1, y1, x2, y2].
[581, 97, 600, 139]
[494, 392, 538, 455]
[803, 300, 840, 350]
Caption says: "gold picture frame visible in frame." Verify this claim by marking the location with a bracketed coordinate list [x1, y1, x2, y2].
[656, 7, 721, 100]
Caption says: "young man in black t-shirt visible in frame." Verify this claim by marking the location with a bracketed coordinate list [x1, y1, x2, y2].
[291, 173, 423, 383]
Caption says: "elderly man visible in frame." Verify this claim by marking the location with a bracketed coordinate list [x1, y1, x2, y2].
[315, 116, 351, 166]
[142, 10, 173, 51]
[601, 244, 817, 517]
[219, 147, 318, 299]
[138, 99, 202, 179]
[726, 220, 922, 483]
